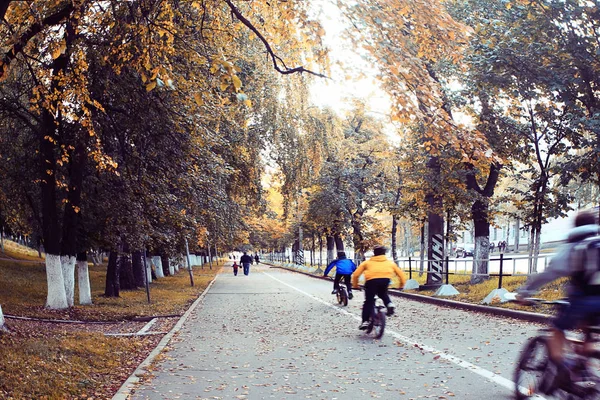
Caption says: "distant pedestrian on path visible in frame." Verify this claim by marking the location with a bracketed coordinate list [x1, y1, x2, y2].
[240, 252, 253, 276]
[254, 254, 260, 264]
[232, 261, 239, 276]
[490, 242, 495, 253]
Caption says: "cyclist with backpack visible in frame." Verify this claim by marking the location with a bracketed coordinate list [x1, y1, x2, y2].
[352, 246, 406, 330]
[516, 210, 600, 391]
[324, 252, 357, 299]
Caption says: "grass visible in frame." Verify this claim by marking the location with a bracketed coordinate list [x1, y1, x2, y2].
[0, 240, 220, 399]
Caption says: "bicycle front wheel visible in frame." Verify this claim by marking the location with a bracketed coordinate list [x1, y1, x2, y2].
[514, 336, 550, 400]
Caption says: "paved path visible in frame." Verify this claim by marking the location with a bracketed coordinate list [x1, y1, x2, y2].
[129, 264, 542, 399]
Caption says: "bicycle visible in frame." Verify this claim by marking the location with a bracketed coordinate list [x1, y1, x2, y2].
[511, 298, 600, 399]
[365, 296, 386, 339]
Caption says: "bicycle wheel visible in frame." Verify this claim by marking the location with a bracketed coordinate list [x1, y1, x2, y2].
[372, 307, 386, 339]
[336, 288, 342, 304]
[339, 286, 348, 306]
[514, 336, 550, 400]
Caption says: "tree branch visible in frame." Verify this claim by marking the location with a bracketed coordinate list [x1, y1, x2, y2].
[0, 3, 74, 80]
[224, 0, 328, 79]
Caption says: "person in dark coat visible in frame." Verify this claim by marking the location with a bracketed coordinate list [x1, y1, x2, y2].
[254, 254, 260, 264]
[240, 252, 253, 276]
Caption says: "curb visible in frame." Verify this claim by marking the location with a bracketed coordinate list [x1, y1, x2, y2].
[111, 274, 220, 400]
[268, 264, 551, 324]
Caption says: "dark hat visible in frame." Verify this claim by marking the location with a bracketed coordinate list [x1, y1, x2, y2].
[373, 246, 387, 256]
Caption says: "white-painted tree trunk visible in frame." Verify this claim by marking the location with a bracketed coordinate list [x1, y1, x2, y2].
[153, 256, 165, 278]
[144, 257, 152, 283]
[77, 260, 92, 305]
[61, 255, 76, 307]
[471, 236, 490, 284]
[45, 254, 68, 309]
[169, 258, 175, 275]
[0, 305, 7, 332]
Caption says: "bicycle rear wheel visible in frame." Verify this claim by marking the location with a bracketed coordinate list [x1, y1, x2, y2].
[514, 336, 550, 400]
[372, 308, 386, 339]
[339, 286, 348, 306]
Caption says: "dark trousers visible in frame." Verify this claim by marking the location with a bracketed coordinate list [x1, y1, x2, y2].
[233, 266, 238, 276]
[243, 263, 250, 275]
[333, 273, 352, 293]
[362, 278, 392, 322]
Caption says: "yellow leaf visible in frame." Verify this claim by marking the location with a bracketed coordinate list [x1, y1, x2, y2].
[146, 81, 157, 91]
[52, 47, 62, 60]
[220, 82, 229, 91]
[232, 75, 242, 90]
[194, 93, 204, 106]
[243, 99, 252, 107]
[506, 2, 512, 9]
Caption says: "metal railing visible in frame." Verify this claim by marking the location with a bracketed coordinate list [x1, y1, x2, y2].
[395, 253, 554, 289]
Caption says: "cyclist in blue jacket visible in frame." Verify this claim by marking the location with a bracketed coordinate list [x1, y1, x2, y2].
[324, 252, 357, 299]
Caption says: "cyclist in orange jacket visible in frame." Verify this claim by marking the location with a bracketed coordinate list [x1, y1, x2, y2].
[352, 246, 406, 330]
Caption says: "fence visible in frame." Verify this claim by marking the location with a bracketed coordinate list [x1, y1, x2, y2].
[395, 252, 554, 289]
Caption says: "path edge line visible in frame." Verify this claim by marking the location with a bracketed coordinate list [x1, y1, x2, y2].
[111, 274, 219, 400]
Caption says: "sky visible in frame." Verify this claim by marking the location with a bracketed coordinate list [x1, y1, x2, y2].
[307, 1, 395, 124]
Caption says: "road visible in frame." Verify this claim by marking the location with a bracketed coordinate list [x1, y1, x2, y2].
[128, 264, 543, 400]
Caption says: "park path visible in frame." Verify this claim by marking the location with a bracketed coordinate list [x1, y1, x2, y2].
[128, 263, 542, 400]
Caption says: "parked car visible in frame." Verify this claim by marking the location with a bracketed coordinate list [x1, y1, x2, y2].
[455, 243, 474, 258]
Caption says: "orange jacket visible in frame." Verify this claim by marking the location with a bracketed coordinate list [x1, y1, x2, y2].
[352, 255, 406, 288]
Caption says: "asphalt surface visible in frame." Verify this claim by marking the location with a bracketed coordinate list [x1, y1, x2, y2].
[127, 264, 544, 400]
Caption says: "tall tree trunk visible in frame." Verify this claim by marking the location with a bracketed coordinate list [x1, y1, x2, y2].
[326, 234, 335, 265]
[60, 255, 76, 307]
[161, 254, 170, 277]
[470, 199, 491, 284]
[334, 234, 344, 253]
[391, 215, 398, 262]
[152, 255, 165, 278]
[319, 234, 323, 266]
[60, 143, 86, 308]
[514, 219, 520, 253]
[132, 251, 145, 287]
[41, 10, 79, 310]
[466, 162, 501, 284]
[419, 222, 425, 276]
[119, 249, 136, 290]
[351, 210, 365, 262]
[77, 252, 92, 305]
[104, 251, 120, 297]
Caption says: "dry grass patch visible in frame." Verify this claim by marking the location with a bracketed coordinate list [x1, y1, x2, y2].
[0, 259, 219, 320]
[0, 247, 220, 399]
[0, 327, 159, 399]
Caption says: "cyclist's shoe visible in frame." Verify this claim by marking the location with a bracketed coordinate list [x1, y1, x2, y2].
[359, 321, 369, 330]
[348, 291, 354, 300]
[386, 302, 395, 316]
[331, 289, 337, 294]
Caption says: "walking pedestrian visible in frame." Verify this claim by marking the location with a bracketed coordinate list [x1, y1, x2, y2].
[240, 252, 253, 276]
[490, 242, 495, 253]
[254, 254, 260, 264]
[232, 261, 239, 276]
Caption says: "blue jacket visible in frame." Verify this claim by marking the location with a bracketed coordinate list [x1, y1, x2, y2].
[324, 258, 357, 276]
